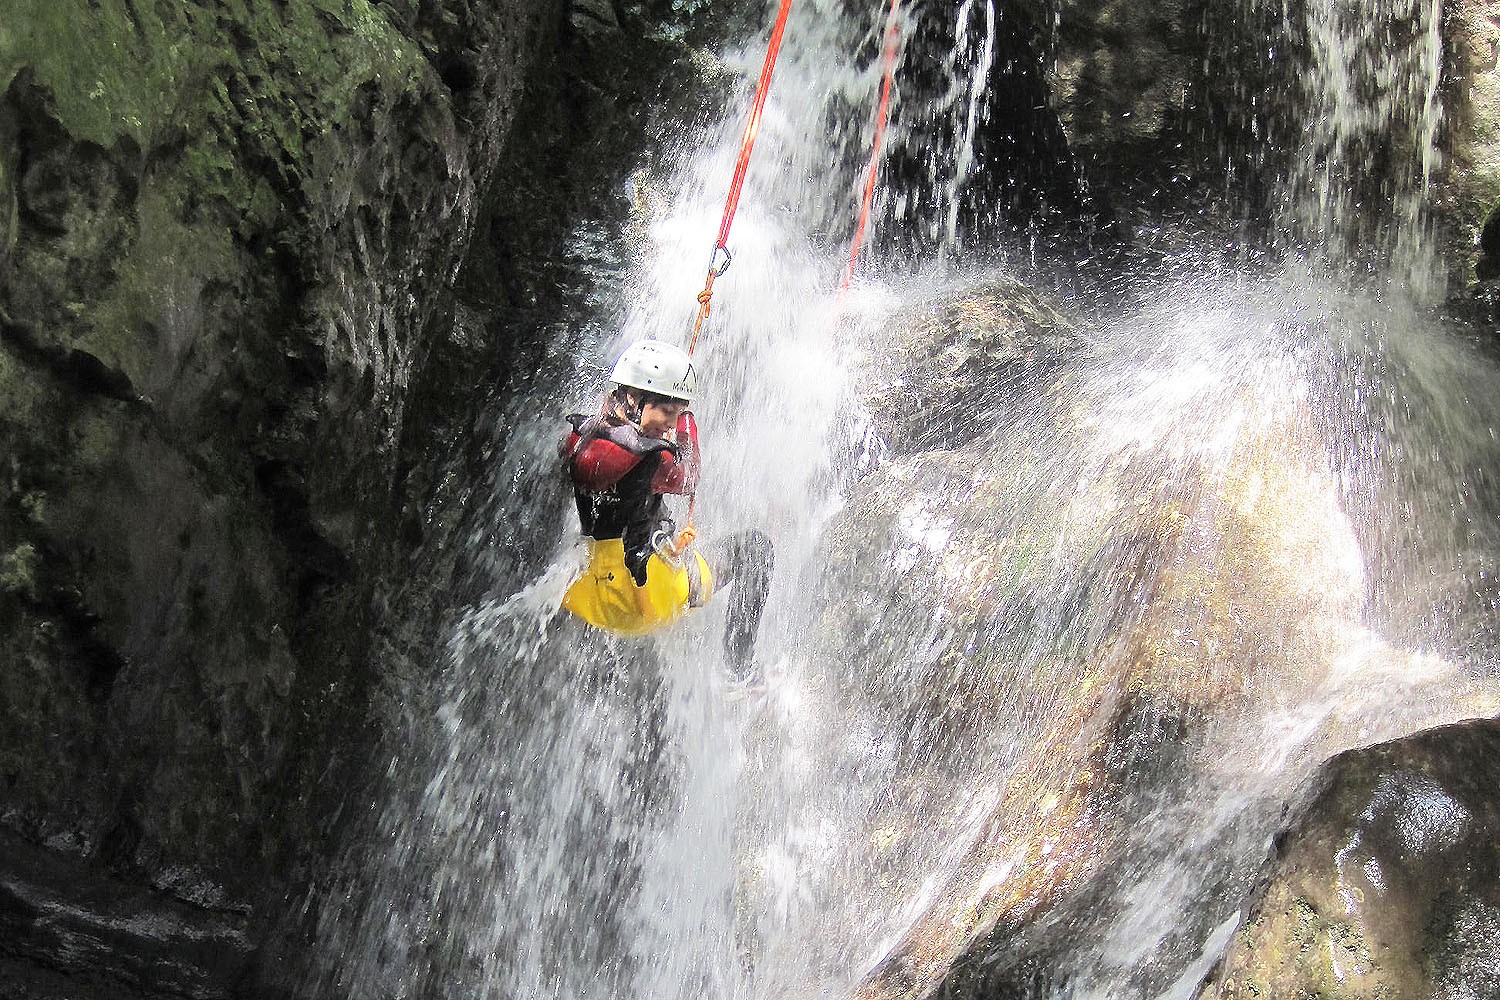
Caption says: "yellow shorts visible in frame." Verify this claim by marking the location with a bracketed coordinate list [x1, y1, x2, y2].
[562, 537, 715, 637]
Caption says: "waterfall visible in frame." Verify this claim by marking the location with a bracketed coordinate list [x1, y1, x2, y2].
[937, 0, 997, 259]
[1278, 0, 1445, 295]
[304, 1, 1499, 998]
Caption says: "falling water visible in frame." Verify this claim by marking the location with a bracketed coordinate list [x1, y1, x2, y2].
[1278, 0, 1445, 295]
[306, 1, 1499, 998]
[878, 0, 1006, 262]
[937, 0, 996, 258]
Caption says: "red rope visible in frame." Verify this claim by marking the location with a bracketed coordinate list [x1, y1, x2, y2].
[841, 0, 902, 292]
[689, 0, 796, 356]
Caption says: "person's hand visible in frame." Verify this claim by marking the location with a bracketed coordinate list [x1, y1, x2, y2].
[670, 524, 697, 555]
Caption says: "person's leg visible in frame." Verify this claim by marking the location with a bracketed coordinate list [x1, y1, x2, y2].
[701, 530, 775, 680]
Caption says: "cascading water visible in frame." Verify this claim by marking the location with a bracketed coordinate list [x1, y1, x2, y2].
[1277, 0, 1445, 294]
[931, 0, 996, 258]
[305, 1, 1499, 998]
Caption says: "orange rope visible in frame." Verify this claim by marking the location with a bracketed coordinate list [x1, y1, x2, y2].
[689, 0, 796, 356]
[683, 0, 796, 531]
[688, 267, 720, 356]
[842, 0, 902, 292]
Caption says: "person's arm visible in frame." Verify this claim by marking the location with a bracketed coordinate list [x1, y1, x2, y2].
[572, 434, 643, 490]
[651, 412, 700, 495]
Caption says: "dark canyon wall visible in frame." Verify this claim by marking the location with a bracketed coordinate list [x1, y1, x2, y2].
[0, 0, 724, 995]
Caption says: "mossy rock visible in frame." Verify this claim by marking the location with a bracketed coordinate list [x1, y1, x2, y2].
[1201, 720, 1500, 1000]
[862, 276, 1081, 453]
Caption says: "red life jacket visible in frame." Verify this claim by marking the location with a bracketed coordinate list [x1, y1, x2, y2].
[562, 412, 700, 584]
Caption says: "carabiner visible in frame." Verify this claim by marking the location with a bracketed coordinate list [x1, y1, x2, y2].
[651, 528, 684, 568]
[711, 244, 733, 277]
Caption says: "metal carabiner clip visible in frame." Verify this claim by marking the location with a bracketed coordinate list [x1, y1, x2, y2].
[651, 528, 685, 568]
[711, 244, 733, 277]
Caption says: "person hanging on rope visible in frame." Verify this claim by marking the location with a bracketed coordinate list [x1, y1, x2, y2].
[559, 339, 774, 682]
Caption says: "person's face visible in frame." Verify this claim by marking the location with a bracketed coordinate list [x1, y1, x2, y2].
[638, 399, 690, 438]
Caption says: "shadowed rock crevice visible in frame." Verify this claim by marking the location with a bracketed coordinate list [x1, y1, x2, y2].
[0, 316, 142, 403]
[0, 829, 255, 1000]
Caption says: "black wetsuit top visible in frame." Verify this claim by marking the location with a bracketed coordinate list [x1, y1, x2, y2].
[565, 413, 679, 586]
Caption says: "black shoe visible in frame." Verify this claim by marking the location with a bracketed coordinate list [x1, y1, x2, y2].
[721, 673, 767, 701]
[723, 663, 761, 687]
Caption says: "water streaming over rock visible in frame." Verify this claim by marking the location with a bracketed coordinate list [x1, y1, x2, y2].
[307, 1, 1499, 998]
[1277, 0, 1445, 294]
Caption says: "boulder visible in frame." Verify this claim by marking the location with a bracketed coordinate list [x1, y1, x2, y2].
[1200, 719, 1500, 1000]
[820, 278, 1486, 1000]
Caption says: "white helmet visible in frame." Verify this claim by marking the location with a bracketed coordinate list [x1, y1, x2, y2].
[609, 339, 697, 401]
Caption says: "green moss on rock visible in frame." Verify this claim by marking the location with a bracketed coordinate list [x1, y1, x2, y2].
[0, 541, 37, 597]
[0, 0, 428, 155]
[0, 0, 443, 381]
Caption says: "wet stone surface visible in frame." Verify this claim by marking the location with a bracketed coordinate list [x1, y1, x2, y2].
[0, 830, 254, 999]
[1200, 719, 1500, 1000]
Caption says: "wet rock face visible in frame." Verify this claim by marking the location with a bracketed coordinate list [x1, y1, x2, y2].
[1033, 0, 1278, 242]
[1447, 0, 1500, 280]
[1050, 0, 1200, 189]
[1200, 720, 1500, 1000]
[1037, 0, 1500, 283]
[0, 0, 720, 995]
